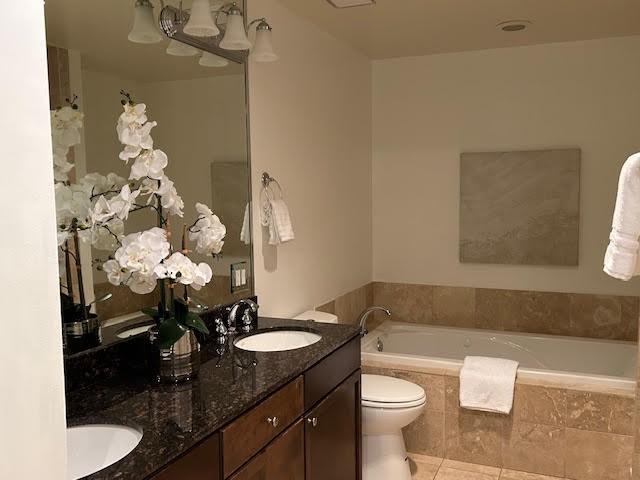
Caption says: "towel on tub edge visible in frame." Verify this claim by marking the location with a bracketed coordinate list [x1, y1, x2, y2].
[459, 356, 519, 415]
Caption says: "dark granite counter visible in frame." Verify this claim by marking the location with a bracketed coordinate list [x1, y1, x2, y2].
[66, 317, 360, 480]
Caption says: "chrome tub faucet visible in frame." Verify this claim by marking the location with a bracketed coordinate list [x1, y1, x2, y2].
[357, 306, 391, 337]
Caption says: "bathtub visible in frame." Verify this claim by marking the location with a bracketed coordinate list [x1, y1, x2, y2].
[362, 321, 637, 394]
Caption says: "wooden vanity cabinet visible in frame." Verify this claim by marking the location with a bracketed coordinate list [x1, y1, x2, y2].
[149, 433, 220, 480]
[305, 370, 361, 480]
[228, 420, 305, 480]
[148, 337, 361, 480]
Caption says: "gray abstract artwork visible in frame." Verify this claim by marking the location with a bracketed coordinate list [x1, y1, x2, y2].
[460, 149, 580, 266]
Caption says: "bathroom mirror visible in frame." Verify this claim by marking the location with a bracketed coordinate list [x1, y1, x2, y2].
[45, 0, 253, 355]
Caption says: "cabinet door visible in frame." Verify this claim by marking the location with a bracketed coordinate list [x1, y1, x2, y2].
[305, 370, 361, 480]
[149, 433, 220, 480]
[229, 419, 304, 480]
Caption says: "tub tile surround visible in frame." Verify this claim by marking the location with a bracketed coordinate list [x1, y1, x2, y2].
[316, 282, 638, 341]
[372, 282, 639, 341]
[364, 366, 634, 480]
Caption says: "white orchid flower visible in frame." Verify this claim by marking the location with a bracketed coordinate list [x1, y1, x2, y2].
[93, 219, 124, 251]
[127, 272, 158, 294]
[129, 149, 168, 181]
[189, 203, 226, 255]
[55, 183, 92, 227]
[109, 185, 140, 220]
[114, 227, 170, 277]
[154, 252, 213, 290]
[102, 259, 125, 285]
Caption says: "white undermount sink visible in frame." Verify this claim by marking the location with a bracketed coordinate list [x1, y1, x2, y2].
[234, 330, 322, 352]
[67, 424, 143, 479]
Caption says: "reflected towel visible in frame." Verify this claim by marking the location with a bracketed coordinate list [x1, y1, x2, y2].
[240, 203, 251, 245]
[604, 153, 640, 281]
[459, 356, 518, 415]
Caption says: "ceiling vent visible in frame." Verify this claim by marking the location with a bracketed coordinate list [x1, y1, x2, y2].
[326, 0, 375, 8]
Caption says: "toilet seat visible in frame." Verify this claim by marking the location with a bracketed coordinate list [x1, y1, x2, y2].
[362, 374, 426, 409]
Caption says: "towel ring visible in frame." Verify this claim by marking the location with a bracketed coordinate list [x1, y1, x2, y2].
[261, 171, 284, 199]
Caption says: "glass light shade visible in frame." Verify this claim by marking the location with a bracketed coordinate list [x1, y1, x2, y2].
[219, 13, 251, 50]
[251, 28, 278, 62]
[184, 0, 220, 37]
[198, 51, 229, 67]
[166, 39, 199, 56]
[128, 1, 162, 44]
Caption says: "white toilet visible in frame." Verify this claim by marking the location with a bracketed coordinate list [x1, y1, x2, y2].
[361, 374, 426, 480]
[293, 310, 426, 480]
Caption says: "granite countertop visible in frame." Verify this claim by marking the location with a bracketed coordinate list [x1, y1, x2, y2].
[66, 317, 360, 480]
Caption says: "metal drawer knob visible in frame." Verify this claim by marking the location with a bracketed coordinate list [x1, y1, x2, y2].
[307, 417, 318, 427]
[267, 416, 279, 428]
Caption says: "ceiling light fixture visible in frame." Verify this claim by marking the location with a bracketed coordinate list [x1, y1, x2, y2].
[496, 20, 532, 32]
[156, 2, 279, 64]
[128, 0, 162, 44]
[166, 39, 199, 56]
[326, 0, 375, 8]
[183, 0, 220, 37]
[249, 19, 278, 62]
[219, 3, 252, 50]
[199, 51, 230, 67]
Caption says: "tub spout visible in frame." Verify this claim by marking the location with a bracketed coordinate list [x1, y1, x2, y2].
[357, 306, 391, 337]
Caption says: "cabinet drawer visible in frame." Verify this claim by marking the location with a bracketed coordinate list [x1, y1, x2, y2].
[304, 336, 360, 410]
[228, 420, 304, 480]
[149, 432, 220, 480]
[222, 376, 304, 477]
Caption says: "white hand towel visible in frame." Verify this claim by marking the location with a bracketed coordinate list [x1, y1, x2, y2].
[604, 153, 640, 281]
[240, 203, 251, 245]
[268, 199, 294, 245]
[459, 356, 518, 415]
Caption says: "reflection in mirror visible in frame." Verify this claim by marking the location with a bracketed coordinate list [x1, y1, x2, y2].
[45, 0, 253, 356]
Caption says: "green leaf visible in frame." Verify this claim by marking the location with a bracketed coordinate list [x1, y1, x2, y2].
[181, 312, 210, 335]
[157, 318, 187, 349]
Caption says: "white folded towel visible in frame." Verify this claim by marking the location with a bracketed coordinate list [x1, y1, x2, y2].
[604, 153, 640, 281]
[240, 203, 251, 245]
[268, 199, 294, 245]
[459, 356, 519, 414]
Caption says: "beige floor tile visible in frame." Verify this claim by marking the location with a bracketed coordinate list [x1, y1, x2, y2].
[500, 469, 564, 479]
[441, 459, 501, 476]
[435, 466, 499, 480]
[410, 457, 440, 480]
[409, 453, 443, 466]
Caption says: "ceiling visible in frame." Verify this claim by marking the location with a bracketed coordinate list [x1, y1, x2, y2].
[44, 0, 243, 83]
[278, 0, 640, 59]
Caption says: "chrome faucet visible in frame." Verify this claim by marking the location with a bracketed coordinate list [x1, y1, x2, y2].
[357, 306, 391, 337]
[227, 299, 259, 334]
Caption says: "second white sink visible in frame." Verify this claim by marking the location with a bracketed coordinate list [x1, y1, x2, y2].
[234, 330, 322, 352]
[67, 424, 143, 479]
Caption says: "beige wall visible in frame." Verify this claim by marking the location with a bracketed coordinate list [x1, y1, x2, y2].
[247, 0, 373, 317]
[372, 36, 640, 296]
[0, 1, 67, 477]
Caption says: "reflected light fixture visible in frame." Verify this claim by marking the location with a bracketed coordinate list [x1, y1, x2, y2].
[184, 0, 221, 37]
[199, 51, 230, 67]
[128, 0, 162, 44]
[250, 19, 278, 62]
[219, 3, 251, 50]
[166, 39, 199, 56]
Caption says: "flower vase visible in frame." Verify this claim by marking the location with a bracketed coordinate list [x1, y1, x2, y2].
[64, 313, 102, 353]
[150, 327, 201, 383]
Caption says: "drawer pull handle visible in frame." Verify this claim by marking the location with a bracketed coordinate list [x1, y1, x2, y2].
[307, 417, 318, 427]
[267, 416, 279, 428]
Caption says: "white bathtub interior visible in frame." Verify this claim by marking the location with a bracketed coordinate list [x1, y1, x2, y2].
[362, 321, 637, 392]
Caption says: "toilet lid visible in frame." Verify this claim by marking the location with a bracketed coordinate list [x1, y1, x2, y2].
[361, 374, 426, 407]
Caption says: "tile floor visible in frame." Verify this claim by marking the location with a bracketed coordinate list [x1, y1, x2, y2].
[410, 454, 571, 480]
